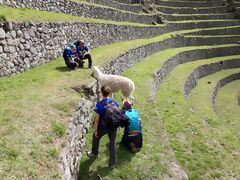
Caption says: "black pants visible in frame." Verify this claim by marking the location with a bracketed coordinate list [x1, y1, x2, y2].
[122, 133, 142, 149]
[80, 54, 92, 68]
[63, 55, 77, 69]
[66, 61, 77, 69]
[91, 128, 117, 166]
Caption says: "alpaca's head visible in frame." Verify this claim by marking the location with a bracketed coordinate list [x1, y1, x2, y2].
[92, 66, 102, 79]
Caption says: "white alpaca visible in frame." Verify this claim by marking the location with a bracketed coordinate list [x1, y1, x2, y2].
[92, 66, 135, 100]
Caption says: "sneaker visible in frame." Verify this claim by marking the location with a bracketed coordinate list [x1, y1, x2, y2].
[87, 151, 98, 158]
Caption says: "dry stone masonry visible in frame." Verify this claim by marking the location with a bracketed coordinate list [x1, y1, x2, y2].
[153, 45, 240, 91]
[184, 59, 240, 96]
[3, 0, 159, 25]
[212, 72, 240, 110]
[0, 20, 164, 77]
[60, 34, 240, 179]
[86, 0, 143, 13]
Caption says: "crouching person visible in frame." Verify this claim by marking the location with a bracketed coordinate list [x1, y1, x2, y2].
[121, 99, 142, 153]
[88, 85, 119, 168]
[75, 40, 92, 68]
[63, 44, 81, 69]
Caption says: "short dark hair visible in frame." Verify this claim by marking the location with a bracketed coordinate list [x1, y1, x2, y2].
[101, 85, 111, 97]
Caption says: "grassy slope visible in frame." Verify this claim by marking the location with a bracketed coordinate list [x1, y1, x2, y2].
[0, 27, 214, 178]
[216, 80, 240, 118]
[158, 59, 240, 178]
[154, 54, 240, 178]
[134, 53, 240, 179]
[0, 5, 150, 26]
[1, 6, 240, 178]
[79, 46, 240, 179]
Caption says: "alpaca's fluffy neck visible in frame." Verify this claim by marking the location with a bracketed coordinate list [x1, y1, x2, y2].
[94, 67, 104, 79]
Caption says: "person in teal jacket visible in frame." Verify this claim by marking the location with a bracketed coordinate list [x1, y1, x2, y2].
[121, 99, 142, 153]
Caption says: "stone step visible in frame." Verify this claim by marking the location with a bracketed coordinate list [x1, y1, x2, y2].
[182, 35, 240, 45]
[153, 44, 240, 89]
[161, 12, 235, 21]
[212, 72, 240, 110]
[156, 6, 228, 14]
[233, 2, 240, 7]
[184, 58, 240, 96]
[86, 0, 143, 13]
[111, 0, 139, 4]
[102, 33, 240, 80]
[154, 0, 224, 7]
[2, 0, 157, 25]
[167, 20, 240, 31]
[161, 0, 222, 2]
[185, 26, 240, 35]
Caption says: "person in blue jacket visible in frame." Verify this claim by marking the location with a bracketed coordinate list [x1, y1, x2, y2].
[63, 44, 81, 69]
[75, 40, 92, 68]
[87, 85, 119, 168]
[121, 99, 143, 153]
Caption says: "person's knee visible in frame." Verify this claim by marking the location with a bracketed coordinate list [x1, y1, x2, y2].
[67, 64, 75, 69]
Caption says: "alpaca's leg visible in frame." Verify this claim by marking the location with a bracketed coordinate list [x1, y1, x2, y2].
[122, 89, 134, 100]
[110, 93, 114, 99]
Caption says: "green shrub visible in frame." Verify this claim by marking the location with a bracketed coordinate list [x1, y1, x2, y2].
[48, 147, 58, 158]
[0, 14, 6, 21]
[52, 121, 66, 137]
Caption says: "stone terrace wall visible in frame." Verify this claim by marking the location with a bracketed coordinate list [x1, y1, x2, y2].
[86, 0, 143, 13]
[61, 36, 181, 180]
[0, 21, 165, 77]
[153, 45, 240, 91]
[114, 0, 139, 4]
[212, 72, 240, 110]
[61, 83, 98, 180]
[3, 0, 158, 24]
[184, 59, 240, 96]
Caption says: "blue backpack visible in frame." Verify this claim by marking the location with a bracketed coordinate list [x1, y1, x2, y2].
[124, 109, 141, 131]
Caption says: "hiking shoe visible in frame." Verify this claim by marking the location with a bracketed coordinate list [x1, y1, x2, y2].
[87, 151, 98, 158]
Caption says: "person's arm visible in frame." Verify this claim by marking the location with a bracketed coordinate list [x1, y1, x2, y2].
[64, 49, 71, 63]
[84, 47, 90, 55]
[93, 113, 100, 137]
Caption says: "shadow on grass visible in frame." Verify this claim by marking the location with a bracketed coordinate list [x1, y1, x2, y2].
[55, 66, 71, 72]
[116, 141, 134, 165]
[78, 157, 97, 180]
[78, 142, 134, 180]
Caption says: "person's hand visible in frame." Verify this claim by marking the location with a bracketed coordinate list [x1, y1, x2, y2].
[94, 131, 98, 138]
[70, 57, 75, 63]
